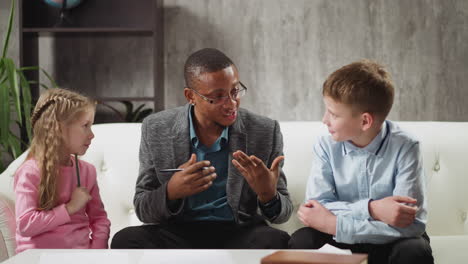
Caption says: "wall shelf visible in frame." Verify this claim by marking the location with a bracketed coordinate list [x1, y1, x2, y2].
[19, 0, 164, 115]
[23, 28, 155, 34]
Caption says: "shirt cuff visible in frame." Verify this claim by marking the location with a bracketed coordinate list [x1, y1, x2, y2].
[90, 238, 109, 249]
[258, 193, 281, 220]
[335, 214, 355, 244]
[349, 198, 371, 220]
[54, 203, 71, 224]
[164, 182, 184, 215]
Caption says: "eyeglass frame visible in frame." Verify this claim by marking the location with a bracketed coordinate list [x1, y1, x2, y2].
[189, 81, 248, 105]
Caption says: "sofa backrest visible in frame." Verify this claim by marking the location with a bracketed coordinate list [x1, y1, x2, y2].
[1, 121, 468, 248]
[275, 121, 468, 237]
[84, 121, 468, 238]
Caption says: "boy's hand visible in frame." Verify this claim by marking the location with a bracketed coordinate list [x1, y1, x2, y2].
[232, 150, 284, 203]
[66, 187, 92, 215]
[298, 200, 336, 235]
[166, 154, 217, 200]
[369, 196, 418, 228]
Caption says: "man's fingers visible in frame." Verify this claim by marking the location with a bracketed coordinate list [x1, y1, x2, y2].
[189, 153, 197, 164]
[232, 159, 252, 180]
[249, 155, 270, 172]
[180, 154, 197, 168]
[234, 151, 257, 168]
[183, 160, 211, 174]
[194, 181, 213, 194]
[185, 166, 215, 181]
[269, 155, 285, 172]
[193, 173, 217, 187]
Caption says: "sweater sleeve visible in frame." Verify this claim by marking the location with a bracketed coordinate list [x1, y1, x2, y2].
[14, 163, 71, 237]
[84, 164, 111, 249]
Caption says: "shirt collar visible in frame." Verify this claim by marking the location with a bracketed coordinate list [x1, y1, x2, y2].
[188, 104, 229, 148]
[342, 121, 389, 157]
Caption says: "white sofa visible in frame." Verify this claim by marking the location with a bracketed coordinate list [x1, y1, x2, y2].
[1, 122, 468, 263]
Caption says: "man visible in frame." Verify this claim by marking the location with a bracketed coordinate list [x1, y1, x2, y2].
[111, 48, 292, 249]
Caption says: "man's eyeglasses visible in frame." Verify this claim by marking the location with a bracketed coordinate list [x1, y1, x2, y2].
[190, 82, 248, 105]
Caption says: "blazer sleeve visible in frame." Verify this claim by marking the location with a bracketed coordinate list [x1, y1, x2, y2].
[263, 120, 293, 224]
[133, 118, 185, 224]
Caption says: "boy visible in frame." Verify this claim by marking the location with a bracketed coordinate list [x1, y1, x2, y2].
[289, 60, 433, 264]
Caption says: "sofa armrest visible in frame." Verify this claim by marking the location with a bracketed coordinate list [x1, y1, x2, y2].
[0, 193, 16, 262]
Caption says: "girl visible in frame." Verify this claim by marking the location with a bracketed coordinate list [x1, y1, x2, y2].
[14, 88, 110, 253]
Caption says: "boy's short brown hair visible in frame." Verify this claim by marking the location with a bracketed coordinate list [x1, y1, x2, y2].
[323, 59, 394, 120]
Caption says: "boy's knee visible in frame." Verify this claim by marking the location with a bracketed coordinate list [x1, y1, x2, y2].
[289, 227, 329, 249]
[389, 237, 434, 264]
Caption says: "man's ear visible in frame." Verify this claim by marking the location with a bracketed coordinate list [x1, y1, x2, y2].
[361, 112, 374, 131]
[184, 87, 194, 104]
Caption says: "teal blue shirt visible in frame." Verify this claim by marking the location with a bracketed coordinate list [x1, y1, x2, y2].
[182, 106, 234, 222]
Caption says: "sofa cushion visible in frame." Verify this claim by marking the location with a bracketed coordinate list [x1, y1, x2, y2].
[430, 236, 468, 263]
[0, 193, 16, 261]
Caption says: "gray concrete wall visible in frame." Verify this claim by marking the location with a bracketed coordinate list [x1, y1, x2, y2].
[164, 0, 468, 121]
[1, 0, 468, 121]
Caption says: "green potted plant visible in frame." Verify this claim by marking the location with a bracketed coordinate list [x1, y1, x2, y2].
[0, 0, 56, 173]
[99, 100, 154, 122]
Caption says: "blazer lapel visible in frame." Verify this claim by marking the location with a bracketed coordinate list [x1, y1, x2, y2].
[227, 113, 247, 219]
[171, 104, 191, 168]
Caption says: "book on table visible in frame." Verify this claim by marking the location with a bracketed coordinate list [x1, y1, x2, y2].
[261, 251, 368, 264]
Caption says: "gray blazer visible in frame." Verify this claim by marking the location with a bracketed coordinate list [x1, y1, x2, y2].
[134, 104, 292, 225]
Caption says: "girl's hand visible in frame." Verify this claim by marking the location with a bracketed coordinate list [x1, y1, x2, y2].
[65, 187, 92, 215]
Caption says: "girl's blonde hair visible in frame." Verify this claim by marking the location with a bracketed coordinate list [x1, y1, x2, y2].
[28, 88, 95, 210]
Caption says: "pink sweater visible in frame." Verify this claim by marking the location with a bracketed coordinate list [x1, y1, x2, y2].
[14, 158, 111, 253]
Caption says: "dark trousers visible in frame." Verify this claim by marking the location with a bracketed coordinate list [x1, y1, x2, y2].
[289, 227, 434, 264]
[111, 220, 290, 249]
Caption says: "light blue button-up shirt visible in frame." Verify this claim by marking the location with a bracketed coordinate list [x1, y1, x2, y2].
[306, 120, 427, 244]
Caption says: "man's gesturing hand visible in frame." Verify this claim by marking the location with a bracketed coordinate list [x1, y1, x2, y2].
[232, 150, 284, 203]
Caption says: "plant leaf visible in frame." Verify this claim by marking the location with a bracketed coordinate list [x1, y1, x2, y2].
[41, 68, 58, 88]
[0, 81, 10, 144]
[135, 108, 153, 122]
[0, 58, 7, 83]
[98, 101, 125, 121]
[7, 131, 21, 158]
[120, 101, 133, 121]
[0, 160, 4, 174]
[5, 58, 21, 123]
[18, 73, 33, 141]
[39, 83, 51, 90]
[19, 66, 40, 71]
[1, 0, 15, 59]
[132, 103, 146, 115]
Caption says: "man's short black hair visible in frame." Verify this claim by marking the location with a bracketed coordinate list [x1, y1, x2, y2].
[184, 48, 235, 88]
